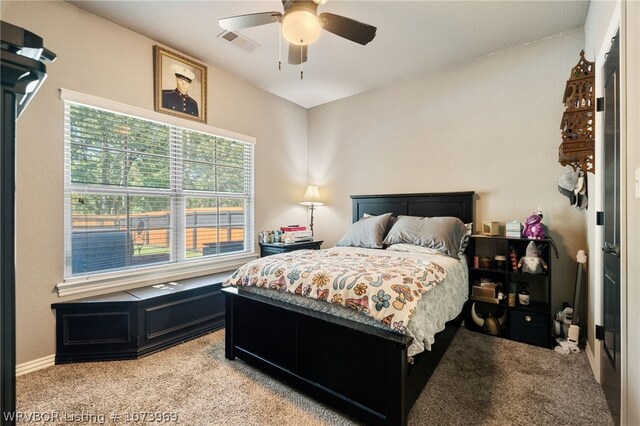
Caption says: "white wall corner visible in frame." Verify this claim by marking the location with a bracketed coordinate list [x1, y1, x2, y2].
[16, 354, 56, 377]
[586, 340, 601, 383]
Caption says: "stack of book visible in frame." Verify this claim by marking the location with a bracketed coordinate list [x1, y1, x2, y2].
[280, 225, 306, 232]
[280, 225, 312, 242]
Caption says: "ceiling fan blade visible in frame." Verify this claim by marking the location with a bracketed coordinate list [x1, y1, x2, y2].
[319, 13, 376, 45]
[288, 43, 308, 65]
[219, 12, 282, 31]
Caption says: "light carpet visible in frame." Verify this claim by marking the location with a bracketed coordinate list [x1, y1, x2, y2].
[17, 327, 612, 425]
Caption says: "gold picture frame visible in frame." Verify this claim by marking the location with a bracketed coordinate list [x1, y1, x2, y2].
[153, 45, 207, 123]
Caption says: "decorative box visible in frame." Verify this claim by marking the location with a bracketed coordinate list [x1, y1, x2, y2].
[478, 256, 493, 269]
[506, 220, 522, 238]
[482, 221, 500, 236]
[472, 282, 498, 298]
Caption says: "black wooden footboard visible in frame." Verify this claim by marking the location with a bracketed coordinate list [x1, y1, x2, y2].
[223, 287, 462, 425]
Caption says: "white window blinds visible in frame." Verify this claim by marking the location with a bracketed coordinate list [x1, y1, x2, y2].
[64, 99, 254, 279]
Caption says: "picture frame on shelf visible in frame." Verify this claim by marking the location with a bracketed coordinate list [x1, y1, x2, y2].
[153, 45, 207, 123]
[481, 221, 500, 236]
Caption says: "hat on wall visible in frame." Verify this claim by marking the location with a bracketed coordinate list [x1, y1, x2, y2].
[558, 170, 579, 205]
[558, 169, 588, 210]
[170, 64, 195, 83]
[575, 172, 588, 210]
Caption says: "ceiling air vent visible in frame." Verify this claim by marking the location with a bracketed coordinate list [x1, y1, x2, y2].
[218, 30, 260, 53]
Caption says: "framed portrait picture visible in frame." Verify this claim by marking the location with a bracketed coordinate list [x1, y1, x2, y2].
[154, 45, 207, 123]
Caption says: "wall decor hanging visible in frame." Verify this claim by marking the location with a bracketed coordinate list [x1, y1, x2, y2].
[558, 50, 595, 173]
[154, 45, 207, 123]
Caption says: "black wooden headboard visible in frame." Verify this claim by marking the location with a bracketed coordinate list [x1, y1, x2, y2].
[351, 192, 474, 223]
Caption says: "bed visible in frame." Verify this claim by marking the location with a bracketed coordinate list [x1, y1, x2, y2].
[222, 191, 474, 425]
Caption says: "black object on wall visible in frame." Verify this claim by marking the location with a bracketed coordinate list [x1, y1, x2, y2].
[1, 21, 55, 424]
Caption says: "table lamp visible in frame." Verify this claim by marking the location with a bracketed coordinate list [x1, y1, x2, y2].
[300, 185, 323, 236]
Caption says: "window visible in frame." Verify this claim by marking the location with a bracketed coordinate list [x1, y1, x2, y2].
[63, 96, 254, 281]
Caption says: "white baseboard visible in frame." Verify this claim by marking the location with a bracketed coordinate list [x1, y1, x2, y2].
[585, 340, 600, 384]
[16, 355, 55, 377]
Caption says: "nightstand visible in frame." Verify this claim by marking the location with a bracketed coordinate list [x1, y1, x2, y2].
[259, 240, 323, 257]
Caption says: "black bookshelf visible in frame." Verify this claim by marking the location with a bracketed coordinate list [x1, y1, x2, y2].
[466, 235, 554, 348]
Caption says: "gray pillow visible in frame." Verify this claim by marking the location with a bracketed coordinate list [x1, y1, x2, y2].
[383, 216, 467, 259]
[458, 223, 473, 256]
[363, 212, 397, 233]
[336, 213, 392, 249]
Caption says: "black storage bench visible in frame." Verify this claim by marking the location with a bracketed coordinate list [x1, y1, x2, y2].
[51, 273, 230, 364]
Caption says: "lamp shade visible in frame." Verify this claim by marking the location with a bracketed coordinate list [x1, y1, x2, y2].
[281, 10, 322, 45]
[300, 185, 324, 206]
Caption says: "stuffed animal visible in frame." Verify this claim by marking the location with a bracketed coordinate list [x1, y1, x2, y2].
[523, 210, 546, 239]
[518, 241, 548, 274]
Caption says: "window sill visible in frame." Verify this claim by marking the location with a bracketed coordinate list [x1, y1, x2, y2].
[56, 252, 257, 297]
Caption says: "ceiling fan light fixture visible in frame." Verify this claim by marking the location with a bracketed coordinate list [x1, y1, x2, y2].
[281, 10, 321, 45]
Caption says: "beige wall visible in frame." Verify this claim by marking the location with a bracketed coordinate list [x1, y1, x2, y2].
[2, 1, 309, 363]
[308, 28, 586, 315]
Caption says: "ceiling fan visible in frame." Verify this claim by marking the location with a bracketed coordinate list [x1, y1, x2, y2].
[219, 0, 377, 67]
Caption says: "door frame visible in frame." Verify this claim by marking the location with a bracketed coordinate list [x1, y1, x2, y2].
[622, 1, 640, 424]
[589, 2, 629, 424]
[601, 26, 622, 425]
[587, 2, 620, 385]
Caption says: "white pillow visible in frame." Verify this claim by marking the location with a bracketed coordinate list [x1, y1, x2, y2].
[386, 243, 447, 256]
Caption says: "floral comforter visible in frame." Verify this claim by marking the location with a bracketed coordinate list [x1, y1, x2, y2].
[225, 246, 448, 333]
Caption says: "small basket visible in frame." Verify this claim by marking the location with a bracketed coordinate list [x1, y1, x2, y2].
[479, 256, 492, 269]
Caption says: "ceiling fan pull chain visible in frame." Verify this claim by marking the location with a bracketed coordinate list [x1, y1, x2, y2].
[278, 23, 282, 71]
[300, 43, 304, 80]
